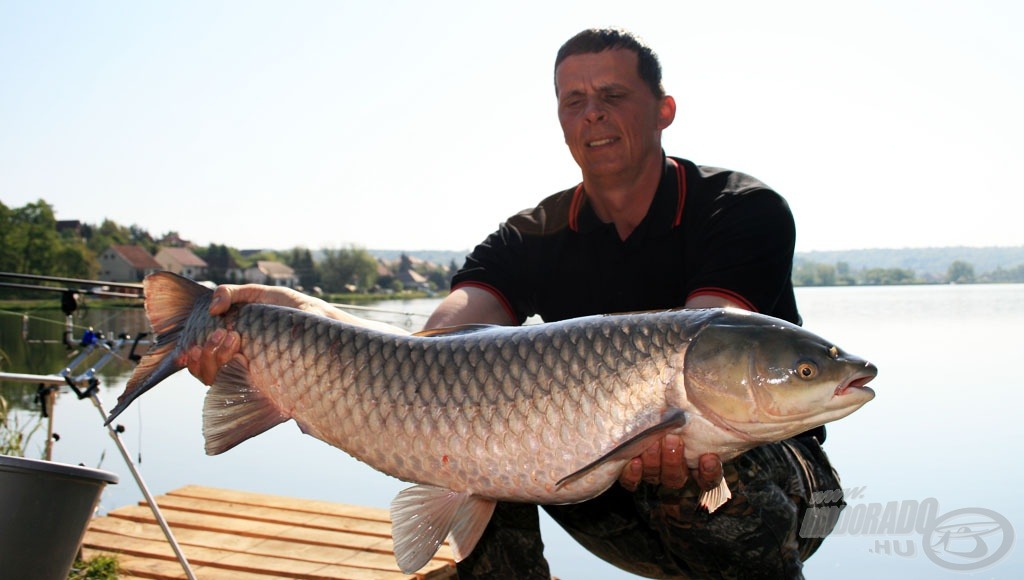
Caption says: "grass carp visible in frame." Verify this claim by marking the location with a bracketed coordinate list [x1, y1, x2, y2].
[107, 272, 876, 573]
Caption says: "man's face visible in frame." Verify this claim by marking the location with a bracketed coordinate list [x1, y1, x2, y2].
[555, 49, 674, 182]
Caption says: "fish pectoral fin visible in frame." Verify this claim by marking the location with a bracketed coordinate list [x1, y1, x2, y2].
[202, 356, 288, 456]
[699, 478, 733, 513]
[390, 485, 496, 574]
[556, 408, 688, 488]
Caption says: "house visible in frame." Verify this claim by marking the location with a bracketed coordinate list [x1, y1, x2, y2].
[98, 245, 162, 283]
[397, 267, 429, 289]
[155, 247, 208, 280]
[243, 261, 299, 288]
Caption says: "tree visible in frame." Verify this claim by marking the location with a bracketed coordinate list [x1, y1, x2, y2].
[946, 260, 975, 284]
[319, 246, 378, 292]
[286, 247, 319, 290]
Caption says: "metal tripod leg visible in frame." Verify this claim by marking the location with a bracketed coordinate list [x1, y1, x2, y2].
[87, 393, 197, 580]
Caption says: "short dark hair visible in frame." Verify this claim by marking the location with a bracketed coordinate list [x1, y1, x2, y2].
[554, 28, 665, 98]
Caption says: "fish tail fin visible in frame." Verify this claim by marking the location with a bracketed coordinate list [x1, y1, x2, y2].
[203, 357, 288, 455]
[390, 485, 496, 574]
[105, 272, 211, 424]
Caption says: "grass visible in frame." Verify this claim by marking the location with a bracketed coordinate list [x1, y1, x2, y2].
[69, 554, 120, 579]
[0, 393, 42, 457]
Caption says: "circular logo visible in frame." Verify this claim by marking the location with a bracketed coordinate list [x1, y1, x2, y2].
[922, 507, 1015, 571]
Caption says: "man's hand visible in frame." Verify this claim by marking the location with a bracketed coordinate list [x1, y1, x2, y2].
[618, 433, 723, 492]
[185, 284, 315, 385]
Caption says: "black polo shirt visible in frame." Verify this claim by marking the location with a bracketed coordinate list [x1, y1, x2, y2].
[452, 155, 801, 326]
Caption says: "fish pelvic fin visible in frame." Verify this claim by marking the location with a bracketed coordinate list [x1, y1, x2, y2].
[390, 484, 496, 574]
[202, 356, 288, 455]
[106, 272, 211, 424]
[699, 478, 733, 513]
[556, 407, 688, 489]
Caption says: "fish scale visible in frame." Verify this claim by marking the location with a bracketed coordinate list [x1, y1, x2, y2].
[108, 272, 876, 574]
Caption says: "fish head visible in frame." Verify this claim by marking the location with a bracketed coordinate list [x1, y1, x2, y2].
[683, 309, 876, 442]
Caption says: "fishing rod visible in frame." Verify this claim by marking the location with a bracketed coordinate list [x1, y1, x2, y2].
[0, 281, 143, 300]
[0, 271, 143, 291]
[1, 271, 426, 318]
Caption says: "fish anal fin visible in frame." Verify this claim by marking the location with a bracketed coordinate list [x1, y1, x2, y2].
[557, 408, 688, 488]
[447, 495, 497, 562]
[202, 356, 288, 455]
[699, 477, 733, 513]
[390, 485, 496, 573]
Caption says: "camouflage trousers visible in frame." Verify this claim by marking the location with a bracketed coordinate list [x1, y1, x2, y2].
[455, 437, 844, 580]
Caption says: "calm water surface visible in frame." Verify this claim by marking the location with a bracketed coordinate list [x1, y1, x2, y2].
[1, 285, 1021, 579]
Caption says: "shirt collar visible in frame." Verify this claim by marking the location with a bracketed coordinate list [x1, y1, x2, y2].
[569, 155, 687, 236]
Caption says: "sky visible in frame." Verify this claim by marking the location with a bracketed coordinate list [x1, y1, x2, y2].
[2, 1, 1022, 253]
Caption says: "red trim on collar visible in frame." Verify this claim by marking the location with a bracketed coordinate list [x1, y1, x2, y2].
[669, 158, 687, 227]
[568, 159, 687, 233]
[568, 183, 585, 232]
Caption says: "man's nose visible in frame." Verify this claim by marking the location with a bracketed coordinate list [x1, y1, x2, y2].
[584, 99, 606, 122]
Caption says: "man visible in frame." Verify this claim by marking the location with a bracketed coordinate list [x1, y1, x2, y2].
[190, 28, 841, 579]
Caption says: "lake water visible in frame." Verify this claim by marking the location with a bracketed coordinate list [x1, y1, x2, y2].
[1, 285, 1021, 579]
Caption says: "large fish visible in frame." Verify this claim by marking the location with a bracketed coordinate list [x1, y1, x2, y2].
[107, 272, 877, 574]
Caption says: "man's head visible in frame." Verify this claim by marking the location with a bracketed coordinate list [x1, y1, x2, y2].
[554, 28, 675, 187]
[554, 28, 665, 99]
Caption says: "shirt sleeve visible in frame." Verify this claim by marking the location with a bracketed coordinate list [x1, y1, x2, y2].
[451, 211, 538, 325]
[685, 187, 797, 317]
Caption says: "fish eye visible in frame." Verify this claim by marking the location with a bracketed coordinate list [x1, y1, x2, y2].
[796, 361, 818, 380]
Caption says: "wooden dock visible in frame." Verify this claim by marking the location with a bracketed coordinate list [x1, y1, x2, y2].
[81, 485, 456, 579]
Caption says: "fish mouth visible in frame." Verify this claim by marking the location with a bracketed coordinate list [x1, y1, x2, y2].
[835, 371, 876, 398]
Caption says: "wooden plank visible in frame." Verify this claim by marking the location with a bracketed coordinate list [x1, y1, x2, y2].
[169, 485, 393, 522]
[148, 493, 396, 537]
[82, 485, 456, 580]
[106, 504, 400, 554]
[83, 530, 418, 580]
[80, 547, 283, 580]
[89, 517, 402, 570]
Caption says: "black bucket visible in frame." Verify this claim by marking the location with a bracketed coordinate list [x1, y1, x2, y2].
[0, 455, 119, 580]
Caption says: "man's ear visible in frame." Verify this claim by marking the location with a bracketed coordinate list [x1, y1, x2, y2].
[658, 95, 677, 130]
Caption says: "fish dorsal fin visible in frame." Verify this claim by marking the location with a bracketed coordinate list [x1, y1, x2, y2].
[390, 485, 496, 573]
[412, 324, 498, 338]
[556, 408, 688, 488]
[203, 356, 289, 455]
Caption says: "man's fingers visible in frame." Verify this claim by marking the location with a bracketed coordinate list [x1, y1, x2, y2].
[694, 453, 724, 491]
[618, 458, 642, 491]
[186, 329, 240, 385]
[658, 434, 687, 489]
[640, 440, 662, 484]
[208, 286, 237, 315]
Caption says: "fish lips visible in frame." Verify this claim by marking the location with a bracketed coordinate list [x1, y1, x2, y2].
[833, 363, 877, 402]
